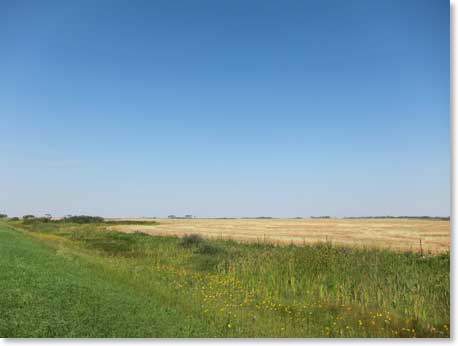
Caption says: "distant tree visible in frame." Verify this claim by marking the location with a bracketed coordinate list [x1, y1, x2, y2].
[44, 214, 52, 219]
[9, 217, 19, 221]
[184, 214, 193, 219]
[0, 213, 7, 219]
[23, 215, 35, 220]
[168, 215, 177, 219]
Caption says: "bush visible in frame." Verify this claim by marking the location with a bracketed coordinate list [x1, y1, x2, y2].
[180, 234, 225, 257]
[9, 217, 19, 221]
[23, 215, 35, 220]
[0, 213, 7, 219]
[180, 234, 204, 248]
[62, 215, 104, 224]
[25, 217, 52, 223]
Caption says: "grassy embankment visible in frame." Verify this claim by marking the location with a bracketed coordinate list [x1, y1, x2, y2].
[0, 219, 450, 338]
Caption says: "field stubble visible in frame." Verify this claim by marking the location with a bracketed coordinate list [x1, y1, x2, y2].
[110, 218, 450, 254]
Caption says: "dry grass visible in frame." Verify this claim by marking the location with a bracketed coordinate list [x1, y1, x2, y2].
[109, 218, 450, 254]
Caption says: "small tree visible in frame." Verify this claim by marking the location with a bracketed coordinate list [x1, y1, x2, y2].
[23, 215, 35, 220]
[0, 213, 7, 219]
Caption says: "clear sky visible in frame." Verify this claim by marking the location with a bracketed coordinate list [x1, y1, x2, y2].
[1, 0, 450, 218]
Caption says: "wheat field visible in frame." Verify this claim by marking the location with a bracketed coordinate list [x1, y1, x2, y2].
[109, 218, 450, 253]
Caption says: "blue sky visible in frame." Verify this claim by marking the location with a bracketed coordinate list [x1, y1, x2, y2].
[1, 0, 450, 217]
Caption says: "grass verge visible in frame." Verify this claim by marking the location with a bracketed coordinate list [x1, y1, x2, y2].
[0, 221, 450, 338]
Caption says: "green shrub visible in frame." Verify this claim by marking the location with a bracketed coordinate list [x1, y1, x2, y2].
[180, 234, 204, 248]
[62, 215, 104, 223]
[23, 217, 51, 224]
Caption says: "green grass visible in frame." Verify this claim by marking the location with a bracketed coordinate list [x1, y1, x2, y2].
[0, 221, 450, 338]
[0, 224, 215, 337]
